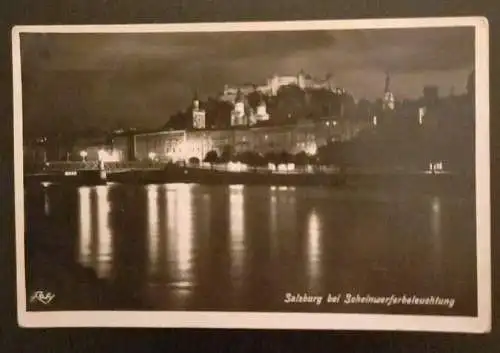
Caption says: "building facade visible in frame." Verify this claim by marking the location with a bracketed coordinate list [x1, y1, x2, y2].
[383, 73, 395, 111]
[120, 118, 369, 163]
[132, 130, 187, 162]
[219, 71, 340, 103]
[192, 98, 206, 129]
[230, 90, 248, 127]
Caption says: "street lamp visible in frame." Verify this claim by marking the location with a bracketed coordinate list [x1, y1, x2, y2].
[79, 150, 88, 161]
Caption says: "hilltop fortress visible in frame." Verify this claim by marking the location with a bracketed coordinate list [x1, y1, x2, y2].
[189, 70, 347, 130]
[219, 70, 344, 103]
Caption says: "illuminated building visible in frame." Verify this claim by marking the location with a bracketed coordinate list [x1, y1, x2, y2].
[110, 71, 369, 163]
[192, 95, 206, 129]
[249, 95, 270, 126]
[221, 84, 257, 103]
[111, 134, 131, 161]
[69, 134, 118, 162]
[219, 71, 340, 103]
[383, 72, 395, 111]
[418, 107, 427, 125]
[123, 118, 369, 163]
[230, 90, 248, 127]
[132, 130, 187, 162]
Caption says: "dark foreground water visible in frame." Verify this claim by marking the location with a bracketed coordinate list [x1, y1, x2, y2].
[24, 181, 477, 316]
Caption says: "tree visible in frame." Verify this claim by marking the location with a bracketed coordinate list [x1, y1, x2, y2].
[268, 84, 307, 122]
[237, 151, 265, 170]
[203, 150, 219, 167]
[254, 153, 267, 167]
[317, 141, 346, 167]
[264, 151, 279, 167]
[219, 144, 233, 163]
[247, 90, 263, 111]
[164, 110, 191, 130]
[294, 151, 309, 167]
[278, 150, 293, 165]
[205, 99, 233, 128]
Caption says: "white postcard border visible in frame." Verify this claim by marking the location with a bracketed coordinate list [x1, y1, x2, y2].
[12, 16, 491, 333]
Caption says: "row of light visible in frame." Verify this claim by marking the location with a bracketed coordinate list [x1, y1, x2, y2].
[79, 149, 120, 162]
[429, 161, 444, 172]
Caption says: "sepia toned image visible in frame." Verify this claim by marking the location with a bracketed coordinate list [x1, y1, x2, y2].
[13, 18, 490, 332]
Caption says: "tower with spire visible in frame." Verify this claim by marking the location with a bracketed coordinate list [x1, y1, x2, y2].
[231, 89, 248, 126]
[249, 93, 269, 125]
[192, 91, 206, 129]
[383, 72, 395, 111]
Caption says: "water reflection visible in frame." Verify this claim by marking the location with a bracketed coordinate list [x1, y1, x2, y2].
[175, 184, 194, 276]
[229, 185, 246, 289]
[146, 185, 160, 276]
[43, 190, 50, 216]
[78, 187, 91, 266]
[430, 196, 443, 274]
[165, 184, 195, 305]
[307, 208, 322, 291]
[56, 182, 475, 314]
[77, 186, 114, 279]
[95, 186, 113, 279]
[269, 188, 278, 252]
[431, 196, 442, 235]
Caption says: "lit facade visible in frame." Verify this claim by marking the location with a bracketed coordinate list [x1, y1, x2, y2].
[124, 119, 369, 162]
[251, 99, 270, 124]
[111, 135, 130, 161]
[133, 130, 187, 162]
[418, 107, 427, 125]
[383, 73, 395, 111]
[220, 71, 339, 103]
[230, 91, 248, 127]
[192, 99, 206, 129]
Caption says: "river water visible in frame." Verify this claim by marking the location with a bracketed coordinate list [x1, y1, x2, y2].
[24, 181, 477, 316]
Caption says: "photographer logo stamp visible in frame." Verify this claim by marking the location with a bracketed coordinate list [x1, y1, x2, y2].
[30, 291, 55, 305]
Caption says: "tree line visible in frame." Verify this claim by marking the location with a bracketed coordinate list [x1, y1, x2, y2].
[186, 93, 474, 174]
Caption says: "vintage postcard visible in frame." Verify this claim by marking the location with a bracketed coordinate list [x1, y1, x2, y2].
[12, 17, 490, 332]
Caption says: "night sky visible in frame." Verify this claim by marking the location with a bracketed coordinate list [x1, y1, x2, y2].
[20, 26, 474, 135]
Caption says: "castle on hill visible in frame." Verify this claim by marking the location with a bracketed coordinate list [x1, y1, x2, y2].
[189, 70, 347, 130]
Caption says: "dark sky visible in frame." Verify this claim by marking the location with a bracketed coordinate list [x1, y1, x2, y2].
[20, 26, 474, 134]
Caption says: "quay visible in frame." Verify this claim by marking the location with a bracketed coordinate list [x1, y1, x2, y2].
[23, 161, 473, 197]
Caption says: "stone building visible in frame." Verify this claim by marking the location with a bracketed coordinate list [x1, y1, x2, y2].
[192, 97, 206, 129]
[219, 70, 338, 103]
[118, 118, 368, 163]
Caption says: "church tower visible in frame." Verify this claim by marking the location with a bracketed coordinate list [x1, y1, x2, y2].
[192, 92, 206, 129]
[254, 94, 269, 123]
[383, 72, 395, 111]
[231, 89, 247, 126]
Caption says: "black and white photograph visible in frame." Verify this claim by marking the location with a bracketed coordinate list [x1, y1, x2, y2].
[13, 17, 490, 332]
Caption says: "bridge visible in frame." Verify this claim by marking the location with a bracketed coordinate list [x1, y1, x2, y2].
[35, 161, 167, 173]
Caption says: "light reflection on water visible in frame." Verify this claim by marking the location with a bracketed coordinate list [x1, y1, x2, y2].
[78, 187, 91, 266]
[95, 185, 113, 279]
[229, 184, 246, 291]
[307, 208, 322, 292]
[66, 183, 476, 313]
[77, 186, 113, 279]
[43, 191, 50, 216]
[146, 184, 160, 276]
[430, 196, 443, 275]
